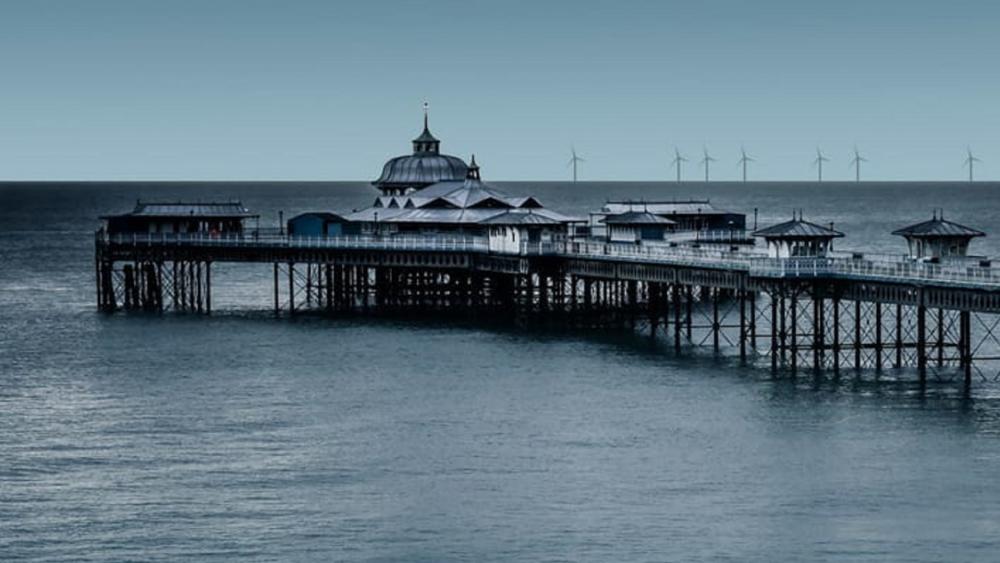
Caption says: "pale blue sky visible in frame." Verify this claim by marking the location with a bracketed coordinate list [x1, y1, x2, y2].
[0, 0, 997, 181]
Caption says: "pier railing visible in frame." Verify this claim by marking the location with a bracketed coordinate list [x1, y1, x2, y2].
[749, 257, 1000, 287]
[99, 231, 489, 252]
[664, 229, 753, 244]
[561, 240, 756, 270]
[98, 231, 1000, 288]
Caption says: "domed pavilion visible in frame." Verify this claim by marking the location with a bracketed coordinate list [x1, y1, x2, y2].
[372, 109, 468, 196]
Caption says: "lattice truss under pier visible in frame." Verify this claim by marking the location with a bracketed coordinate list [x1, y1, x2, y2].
[971, 311, 1000, 382]
[737, 288, 1000, 381]
[684, 288, 743, 351]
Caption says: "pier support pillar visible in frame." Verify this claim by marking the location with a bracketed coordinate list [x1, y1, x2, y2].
[288, 263, 296, 316]
[273, 263, 280, 316]
[960, 310, 972, 388]
[789, 292, 797, 375]
[204, 261, 211, 315]
[712, 288, 720, 352]
[936, 308, 945, 369]
[97, 260, 117, 312]
[917, 299, 927, 384]
[812, 291, 825, 373]
[672, 284, 682, 353]
[770, 292, 779, 373]
[832, 297, 840, 375]
[685, 285, 693, 341]
[875, 302, 884, 371]
[739, 288, 747, 363]
[854, 300, 862, 370]
[894, 303, 903, 369]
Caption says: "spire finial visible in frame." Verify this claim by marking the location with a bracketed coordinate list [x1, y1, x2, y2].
[467, 154, 481, 180]
[422, 101, 429, 131]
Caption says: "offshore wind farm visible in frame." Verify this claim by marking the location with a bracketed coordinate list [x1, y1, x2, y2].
[562, 144, 986, 183]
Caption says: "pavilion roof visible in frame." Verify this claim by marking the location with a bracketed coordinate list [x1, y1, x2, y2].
[753, 218, 843, 239]
[892, 217, 985, 238]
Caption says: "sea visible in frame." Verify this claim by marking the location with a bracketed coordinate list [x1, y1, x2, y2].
[3, 180, 1000, 562]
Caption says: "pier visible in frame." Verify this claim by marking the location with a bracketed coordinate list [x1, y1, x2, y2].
[92, 114, 1000, 388]
[95, 228, 1000, 387]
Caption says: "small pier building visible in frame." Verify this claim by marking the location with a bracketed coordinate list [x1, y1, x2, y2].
[287, 212, 350, 237]
[752, 214, 843, 258]
[590, 200, 746, 242]
[893, 213, 985, 261]
[601, 211, 676, 243]
[483, 210, 571, 253]
[102, 202, 257, 235]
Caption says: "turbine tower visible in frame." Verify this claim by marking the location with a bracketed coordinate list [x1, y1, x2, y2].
[670, 147, 687, 183]
[567, 147, 584, 182]
[813, 147, 830, 182]
[700, 147, 716, 182]
[964, 147, 981, 182]
[849, 146, 868, 183]
[737, 146, 754, 182]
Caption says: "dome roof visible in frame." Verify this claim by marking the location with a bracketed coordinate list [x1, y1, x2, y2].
[374, 153, 468, 189]
[372, 110, 468, 193]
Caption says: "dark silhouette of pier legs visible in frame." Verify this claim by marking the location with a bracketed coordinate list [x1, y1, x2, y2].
[93, 236, 1000, 387]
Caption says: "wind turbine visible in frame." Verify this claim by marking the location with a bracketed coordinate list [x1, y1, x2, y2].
[737, 146, 754, 182]
[849, 146, 868, 183]
[700, 147, 716, 182]
[567, 147, 584, 182]
[813, 147, 830, 182]
[964, 147, 981, 182]
[670, 147, 687, 183]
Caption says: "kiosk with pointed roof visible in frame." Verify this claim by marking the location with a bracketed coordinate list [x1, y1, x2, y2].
[483, 209, 570, 253]
[892, 212, 985, 260]
[753, 212, 844, 258]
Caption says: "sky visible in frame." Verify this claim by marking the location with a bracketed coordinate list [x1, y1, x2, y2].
[0, 0, 998, 181]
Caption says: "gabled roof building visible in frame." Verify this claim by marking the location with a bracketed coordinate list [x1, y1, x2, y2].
[892, 213, 985, 260]
[599, 200, 745, 231]
[102, 201, 257, 235]
[753, 213, 844, 258]
[601, 211, 676, 243]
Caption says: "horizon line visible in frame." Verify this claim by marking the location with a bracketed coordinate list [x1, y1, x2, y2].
[1, 178, 998, 184]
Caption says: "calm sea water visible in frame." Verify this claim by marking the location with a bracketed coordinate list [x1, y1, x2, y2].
[3, 181, 1000, 562]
